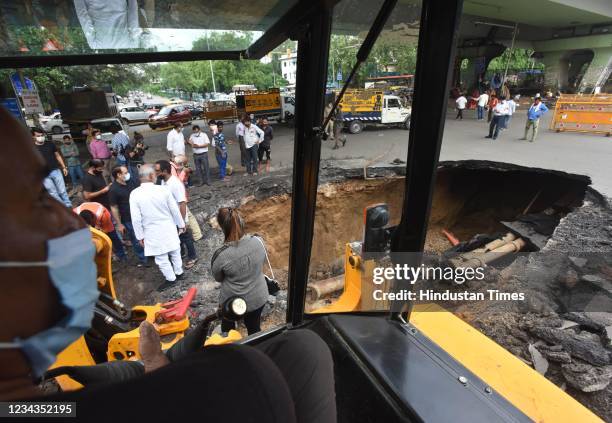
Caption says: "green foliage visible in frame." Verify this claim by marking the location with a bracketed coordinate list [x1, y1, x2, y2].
[488, 48, 543, 71]
[158, 32, 287, 93]
[327, 34, 418, 86]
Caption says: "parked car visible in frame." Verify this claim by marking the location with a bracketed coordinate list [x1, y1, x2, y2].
[39, 112, 69, 134]
[185, 104, 204, 119]
[120, 105, 155, 125]
[148, 105, 192, 129]
[144, 103, 166, 114]
[90, 117, 129, 144]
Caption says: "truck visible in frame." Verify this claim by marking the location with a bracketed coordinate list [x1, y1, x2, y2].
[54, 87, 122, 142]
[333, 89, 411, 134]
[235, 88, 282, 121]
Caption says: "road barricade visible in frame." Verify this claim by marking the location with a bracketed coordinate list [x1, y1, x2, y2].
[550, 94, 612, 136]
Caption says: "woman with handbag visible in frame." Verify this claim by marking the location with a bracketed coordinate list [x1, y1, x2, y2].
[211, 207, 271, 335]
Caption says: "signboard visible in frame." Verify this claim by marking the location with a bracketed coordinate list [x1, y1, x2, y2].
[337, 70, 343, 81]
[10, 73, 35, 95]
[340, 89, 383, 113]
[0, 98, 23, 121]
[237, 90, 281, 115]
[21, 90, 44, 114]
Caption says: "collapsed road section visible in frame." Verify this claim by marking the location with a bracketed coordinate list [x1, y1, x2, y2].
[111, 159, 612, 419]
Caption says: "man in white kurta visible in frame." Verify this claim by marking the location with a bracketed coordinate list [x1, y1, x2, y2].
[130, 165, 185, 284]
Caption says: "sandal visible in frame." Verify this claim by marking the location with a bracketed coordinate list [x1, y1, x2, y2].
[184, 258, 198, 269]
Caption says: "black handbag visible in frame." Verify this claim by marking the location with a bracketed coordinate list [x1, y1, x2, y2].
[255, 236, 280, 295]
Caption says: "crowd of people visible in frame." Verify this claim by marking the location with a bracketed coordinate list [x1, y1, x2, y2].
[2, 108, 337, 423]
[32, 114, 277, 334]
[454, 89, 549, 142]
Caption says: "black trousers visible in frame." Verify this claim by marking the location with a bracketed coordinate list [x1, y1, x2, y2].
[47, 329, 336, 423]
[222, 305, 264, 335]
[456, 108, 463, 119]
[488, 115, 503, 139]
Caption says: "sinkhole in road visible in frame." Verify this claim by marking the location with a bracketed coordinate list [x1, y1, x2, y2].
[238, 162, 588, 282]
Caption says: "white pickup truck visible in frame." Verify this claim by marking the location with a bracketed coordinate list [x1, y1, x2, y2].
[337, 90, 411, 134]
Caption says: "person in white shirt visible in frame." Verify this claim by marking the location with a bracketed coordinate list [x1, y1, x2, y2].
[188, 125, 210, 186]
[166, 122, 186, 158]
[486, 97, 509, 140]
[455, 94, 467, 120]
[130, 164, 185, 290]
[235, 116, 247, 167]
[155, 160, 198, 271]
[475, 91, 489, 120]
[243, 118, 265, 176]
[503, 95, 518, 129]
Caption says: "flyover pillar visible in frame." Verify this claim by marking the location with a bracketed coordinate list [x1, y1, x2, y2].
[579, 47, 612, 93]
[538, 51, 569, 92]
[456, 44, 506, 92]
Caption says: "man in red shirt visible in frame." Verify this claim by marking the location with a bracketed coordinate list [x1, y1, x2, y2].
[74, 201, 126, 261]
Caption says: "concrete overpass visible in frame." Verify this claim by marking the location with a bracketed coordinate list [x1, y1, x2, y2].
[331, 0, 612, 93]
[457, 0, 612, 93]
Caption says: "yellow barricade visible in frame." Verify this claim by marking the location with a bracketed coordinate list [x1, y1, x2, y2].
[550, 94, 612, 136]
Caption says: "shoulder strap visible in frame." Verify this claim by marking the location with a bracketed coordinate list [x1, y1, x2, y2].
[254, 235, 275, 279]
[211, 244, 230, 269]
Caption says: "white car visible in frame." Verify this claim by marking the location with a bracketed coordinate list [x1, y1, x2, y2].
[119, 105, 154, 125]
[39, 112, 69, 134]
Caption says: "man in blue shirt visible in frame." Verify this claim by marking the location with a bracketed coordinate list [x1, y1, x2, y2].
[111, 127, 130, 166]
[521, 97, 549, 142]
[214, 122, 229, 181]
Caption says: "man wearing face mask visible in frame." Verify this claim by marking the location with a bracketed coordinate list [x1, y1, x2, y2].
[0, 110, 99, 401]
[82, 159, 113, 211]
[59, 135, 84, 191]
[109, 165, 146, 267]
[33, 128, 72, 207]
[188, 124, 210, 186]
[88, 129, 112, 183]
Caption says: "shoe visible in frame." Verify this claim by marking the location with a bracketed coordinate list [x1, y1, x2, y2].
[175, 273, 185, 280]
[492, 137, 497, 140]
[253, 173, 258, 176]
[485, 136, 492, 139]
[156, 280, 175, 292]
[519, 138, 527, 140]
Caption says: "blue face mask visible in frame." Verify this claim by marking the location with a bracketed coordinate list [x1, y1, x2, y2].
[0, 228, 98, 378]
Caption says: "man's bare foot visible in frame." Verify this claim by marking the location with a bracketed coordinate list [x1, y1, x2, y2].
[139, 321, 170, 373]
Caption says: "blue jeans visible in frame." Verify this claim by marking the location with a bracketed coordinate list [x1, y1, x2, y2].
[123, 221, 146, 263]
[128, 163, 140, 182]
[216, 153, 227, 179]
[504, 115, 512, 128]
[477, 106, 484, 120]
[106, 229, 127, 259]
[68, 164, 84, 186]
[246, 145, 259, 174]
[43, 168, 71, 207]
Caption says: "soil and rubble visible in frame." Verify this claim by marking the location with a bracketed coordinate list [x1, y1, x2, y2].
[111, 159, 612, 419]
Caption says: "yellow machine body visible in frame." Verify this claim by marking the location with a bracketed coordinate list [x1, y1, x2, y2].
[311, 243, 600, 422]
[49, 228, 241, 391]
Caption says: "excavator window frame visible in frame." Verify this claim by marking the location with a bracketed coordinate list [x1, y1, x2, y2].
[1, 0, 464, 328]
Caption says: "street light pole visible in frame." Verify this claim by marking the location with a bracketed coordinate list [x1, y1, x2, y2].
[206, 36, 217, 93]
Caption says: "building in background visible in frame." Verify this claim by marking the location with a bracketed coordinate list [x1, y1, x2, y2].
[280, 50, 298, 85]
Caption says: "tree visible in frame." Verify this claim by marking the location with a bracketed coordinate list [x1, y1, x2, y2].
[157, 32, 288, 93]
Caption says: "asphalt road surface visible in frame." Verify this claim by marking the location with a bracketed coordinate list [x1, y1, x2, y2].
[120, 108, 612, 198]
[55, 102, 611, 198]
